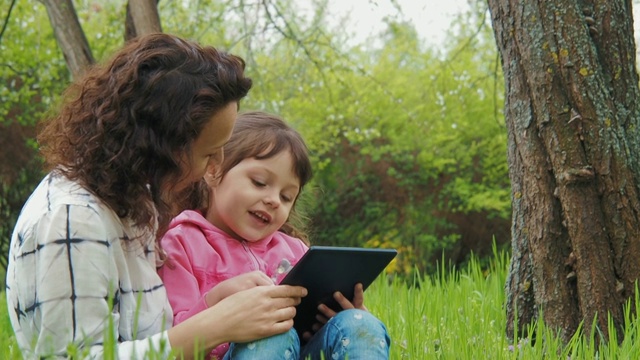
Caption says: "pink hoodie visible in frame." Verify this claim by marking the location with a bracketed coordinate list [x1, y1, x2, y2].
[158, 209, 308, 359]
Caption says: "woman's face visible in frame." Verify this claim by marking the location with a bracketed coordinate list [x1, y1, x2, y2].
[175, 102, 237, 191]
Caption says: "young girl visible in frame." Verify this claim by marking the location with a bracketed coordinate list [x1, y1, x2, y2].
[159, 111, 391, 359]
[6, 34, 306, 359]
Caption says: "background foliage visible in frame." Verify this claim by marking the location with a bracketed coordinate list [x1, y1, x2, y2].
[0, 0, 510, 278]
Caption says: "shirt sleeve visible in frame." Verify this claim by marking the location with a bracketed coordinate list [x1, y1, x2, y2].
[158, 226, 210, 325]
[12, 203, 173, 359]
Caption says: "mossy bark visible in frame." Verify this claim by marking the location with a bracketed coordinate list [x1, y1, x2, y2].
[487, 0, 640, 343]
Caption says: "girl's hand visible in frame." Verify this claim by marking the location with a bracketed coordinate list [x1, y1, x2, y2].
[205, 271, 273, 307]
[302, 283, 368, 342]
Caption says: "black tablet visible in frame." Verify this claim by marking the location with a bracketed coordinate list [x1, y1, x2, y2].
[279, 246, 397, 337]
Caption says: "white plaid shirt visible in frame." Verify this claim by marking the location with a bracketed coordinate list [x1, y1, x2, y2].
[6, 172, 174, 359]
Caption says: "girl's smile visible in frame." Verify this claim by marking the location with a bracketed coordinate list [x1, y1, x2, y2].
[206, 150, 300, 242]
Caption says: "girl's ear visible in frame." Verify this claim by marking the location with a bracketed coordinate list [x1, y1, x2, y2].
[203, 163, 221, 188]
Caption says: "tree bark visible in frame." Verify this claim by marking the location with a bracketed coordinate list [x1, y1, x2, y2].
[487, 0, 640, 343]
[40, 0, 94, 79]
[125, 0, 162, 41]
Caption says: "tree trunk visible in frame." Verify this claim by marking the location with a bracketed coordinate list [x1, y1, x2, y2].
[42, 0, 163, 76]
[487, 0, 640, 343]
[125, 0, 162, 41]
[40, 0, 94, 79]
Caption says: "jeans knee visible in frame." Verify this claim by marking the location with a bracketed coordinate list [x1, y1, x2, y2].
[330, 309, 389, 339]
[226, 328, 300, 359]
[331, 309, 382, 327]
[314, 309, 390, 359]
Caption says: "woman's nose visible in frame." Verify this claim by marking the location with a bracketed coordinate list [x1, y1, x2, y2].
[209, 151, 224, 167]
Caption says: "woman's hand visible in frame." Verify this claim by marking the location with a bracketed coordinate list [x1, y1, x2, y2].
[169, 284, 307, 358]
[205, 271, 274, 307]
[209, 284, 307, 342]
[302, 283, 367, 342]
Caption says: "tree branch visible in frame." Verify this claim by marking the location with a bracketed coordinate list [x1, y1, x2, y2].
[0, 0, 17, 47]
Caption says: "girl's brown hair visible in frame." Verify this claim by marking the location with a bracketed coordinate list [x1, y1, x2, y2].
[37, 33, 252, 241]
[220, 111, 313, 242]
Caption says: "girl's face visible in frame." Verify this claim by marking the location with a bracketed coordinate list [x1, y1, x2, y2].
[206, 149, 300, 242]
[175, 102, 237, 192]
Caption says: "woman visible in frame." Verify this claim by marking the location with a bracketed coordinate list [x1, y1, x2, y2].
[6, 33, 306, 359]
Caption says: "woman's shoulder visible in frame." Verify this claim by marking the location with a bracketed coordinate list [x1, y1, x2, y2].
[34, 171, 113, 212]
[13, 172, 125, 245]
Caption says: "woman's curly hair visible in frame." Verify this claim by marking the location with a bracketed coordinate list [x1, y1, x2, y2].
[37, 33, 252, 241]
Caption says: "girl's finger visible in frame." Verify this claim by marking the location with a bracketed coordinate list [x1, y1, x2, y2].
[333, 291, 355, 310]
[317, 303, 337, 318]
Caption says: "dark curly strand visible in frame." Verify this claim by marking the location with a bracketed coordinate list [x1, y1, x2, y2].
[37, 33, 252, 242]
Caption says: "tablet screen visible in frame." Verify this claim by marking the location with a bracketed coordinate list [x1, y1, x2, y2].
[279, 246, 397, 337]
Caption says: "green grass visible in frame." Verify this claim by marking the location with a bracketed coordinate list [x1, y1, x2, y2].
[368, 248, 640, 359]
[4, 248, 640, 359]
[0, 293, 22, 359]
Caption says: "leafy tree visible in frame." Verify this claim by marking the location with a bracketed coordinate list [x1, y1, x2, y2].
[1, 0, 512, 278]
[244, 4, 510, 274]
[0, 0, 67, 271]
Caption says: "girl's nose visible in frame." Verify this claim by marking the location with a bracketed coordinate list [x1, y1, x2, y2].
[263, 192, 280, 208]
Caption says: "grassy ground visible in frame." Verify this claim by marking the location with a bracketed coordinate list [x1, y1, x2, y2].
[0, 292, 21, 359]
[4, 249, 640, 358]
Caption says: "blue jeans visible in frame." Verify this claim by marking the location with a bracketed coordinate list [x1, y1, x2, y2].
[223, 309, 390, 359]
